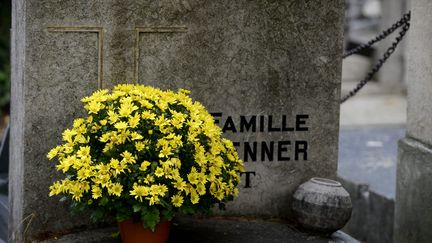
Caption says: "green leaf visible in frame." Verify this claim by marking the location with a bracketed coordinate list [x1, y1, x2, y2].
[180, 205, 195, 214]
[159, 198, 171, 208]
[161, 209, 174, 221]
[141, 209, 160, 231]
[99, 196, 109, 206]
[90, 208, 105, 222]
[151, 162, 158, 171]
[133, 204, 142, 213]
[59, 196, 68, 202]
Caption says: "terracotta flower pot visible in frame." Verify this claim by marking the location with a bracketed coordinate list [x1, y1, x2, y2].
[118, 219, 172, 243]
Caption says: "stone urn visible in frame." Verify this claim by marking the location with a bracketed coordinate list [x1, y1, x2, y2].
[292, 177, 352, 234]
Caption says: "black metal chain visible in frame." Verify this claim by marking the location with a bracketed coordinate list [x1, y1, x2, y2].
[340, 11, 411, 104]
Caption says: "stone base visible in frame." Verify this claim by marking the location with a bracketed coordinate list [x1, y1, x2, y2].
[395, 138, 432, 243]
[40, 217, 359, 243]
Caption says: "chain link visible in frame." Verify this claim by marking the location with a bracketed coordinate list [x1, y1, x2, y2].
[340, 11, 411, 104]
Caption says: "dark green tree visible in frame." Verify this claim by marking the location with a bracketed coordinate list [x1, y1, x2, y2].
[0, 1, 11, 115]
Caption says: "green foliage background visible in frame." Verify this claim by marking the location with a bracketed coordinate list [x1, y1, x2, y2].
[0, 1, 11, 115]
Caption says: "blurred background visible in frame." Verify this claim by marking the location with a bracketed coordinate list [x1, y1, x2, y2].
[0, 1, 10, 137]
[0, 0, 409, 242]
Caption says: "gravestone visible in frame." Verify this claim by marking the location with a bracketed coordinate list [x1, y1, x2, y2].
[394, 1, 432, 242]
[11, 0, 345, 241]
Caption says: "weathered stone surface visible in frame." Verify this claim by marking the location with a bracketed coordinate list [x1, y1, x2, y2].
[40, 217, 360, 243]
[394, 2, 432, 242]
[405, 0, 432, 146]
[11, 0, 344, 241]
[395, 138, 432, 243]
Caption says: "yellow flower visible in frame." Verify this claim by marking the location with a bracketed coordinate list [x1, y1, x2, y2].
[77, 146, 91, 159]
[154, 114, 169, 128]
[110, 158, 124, 175]
[48, 84, 245, 212]
[138, 99, 153, 109]
[171, 194, 184, 207]
[92, 186, 102, 199]
[173, 180, 187, 191]
[130, 184, 150, 202]
[129, 113, 140, 128]
[144, 175, 154, 184]
[158, 145, 172, 158]
[139, 161, 151, 171]
[73, 118, 85, 128]
[62, 129, 77, 143]
[85, 101, 104, 114]
[130, 132, 143, 140]
[135, 142, 145, 151]
[108, 183, 123, 197]
[114, 121, 128, 130]
[149, 196, 160, 205]
[121, 151, 136, 164]
[196, 183, 206, 195]
[56, 156, 75, 172]
[190, 189, 199, 204]
[74, 134, 89, 144]
[187, 170, 200, 185]
[49, 181, 62, 197]
[93, 174, 110, 188]
[96, 164, 110, 174]
[118, 102, 138, 117]
[77, 167, 92, 180]
[171, 110, 187, 129]
[107, 110, 119, 124]
[47, 146, 61, 160]
[149, 184, 168, 198]
[141, 111, 156, 120]
[154, 167, 164, 177]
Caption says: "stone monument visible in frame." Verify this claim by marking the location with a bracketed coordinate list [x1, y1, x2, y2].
[10, 0, 344, 241]
[395, 1, 432, 242]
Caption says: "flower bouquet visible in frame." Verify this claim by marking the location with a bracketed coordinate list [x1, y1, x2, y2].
[48, 84, 244, 242]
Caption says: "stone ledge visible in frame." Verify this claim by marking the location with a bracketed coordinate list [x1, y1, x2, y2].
[40, 216, 358, 243]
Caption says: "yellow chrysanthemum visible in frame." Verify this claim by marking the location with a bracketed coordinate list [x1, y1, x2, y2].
[139, 161, 151, 171]
[130, 184, 150, 202]
[48, 84, 244, 219]
[108, 183, 123, 197]
[154, 167, 164, 177]
[171, 194, 184, 207]
[92, 186, 102, 199]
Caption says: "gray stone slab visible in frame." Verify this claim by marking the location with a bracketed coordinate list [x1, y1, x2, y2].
[405, 0, 432, 146]
[11, 0, 344, 241]
[395, 138, 432, 243]
[338, 126, 405, 198]
[395, 2, 432, 242]
[40, 217, 359, 243]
